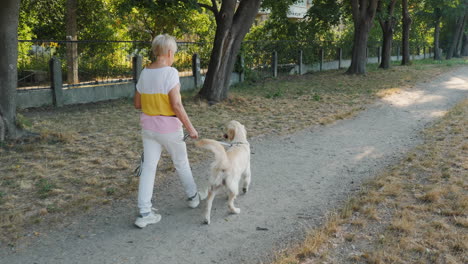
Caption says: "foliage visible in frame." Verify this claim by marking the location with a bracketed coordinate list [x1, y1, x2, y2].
[19, 0, 66, 40]
[414, 0, 464, 51]
[250, 0, 303, 41]
[114, 0, 215, 42]
[15, 0, 468, 85]
[303, 0, 344, 41]
[19, 0, 118, 40]
[18, 0, 130, 79]
[439, 0, 468, 52]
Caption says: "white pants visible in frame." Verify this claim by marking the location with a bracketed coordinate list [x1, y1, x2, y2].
[137, 129, 197, 214]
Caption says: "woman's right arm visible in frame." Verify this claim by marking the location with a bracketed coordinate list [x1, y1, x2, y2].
[168, 84, 198, 139]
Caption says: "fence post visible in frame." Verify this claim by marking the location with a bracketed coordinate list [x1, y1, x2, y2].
[423, 46, 426, 59]
[378, 46, 381, 64]
[50, 57, 63, 107]
[319, 48, 324, 71]
[192, 53, 201, 88]
[337, 48, 342, 69]
[298, 50, 303, 75]
[272, 51, 278, 77]
[132, 55, 142, 83]
[397, 46, 400, 61]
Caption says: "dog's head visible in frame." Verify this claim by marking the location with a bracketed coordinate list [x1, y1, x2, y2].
[224, 120, 247, 142]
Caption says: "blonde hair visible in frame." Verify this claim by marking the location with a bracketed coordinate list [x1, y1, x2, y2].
[152, 34, 177, 57]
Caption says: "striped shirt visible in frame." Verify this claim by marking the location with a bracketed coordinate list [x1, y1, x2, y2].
[136, 67, 182, 133]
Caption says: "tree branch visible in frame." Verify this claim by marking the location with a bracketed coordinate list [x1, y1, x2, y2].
[367, 0, 378, 18]
[211, 0, 218, 12]
[198, 3, 217, 16]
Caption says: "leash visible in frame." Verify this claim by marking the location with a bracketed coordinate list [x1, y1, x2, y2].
[184, 133, 246, 147]
[134, 152, 144, 177]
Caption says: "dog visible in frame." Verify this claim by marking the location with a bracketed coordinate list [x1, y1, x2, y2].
[195, 120, 251, 224]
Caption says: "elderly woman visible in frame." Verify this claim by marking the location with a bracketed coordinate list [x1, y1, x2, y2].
[133, 34, 200, 228]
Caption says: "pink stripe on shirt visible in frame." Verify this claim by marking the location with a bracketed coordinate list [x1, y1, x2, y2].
[140, 113, 182, 134]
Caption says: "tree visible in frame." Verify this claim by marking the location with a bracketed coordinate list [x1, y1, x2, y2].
[462, 32, 468, 55]
[0, 0, 21, 142]
[66, 0, 79, 84]
[197, 0, 262, 103]
[446, 1, 468, 59]
[433, 7, 443, 60]
[401, 0, 412, 65]
[453, 10, 467, 57]
[419, 0, 459, 60]
[377, 0, 398, 69]
[346, 0, 380, 74]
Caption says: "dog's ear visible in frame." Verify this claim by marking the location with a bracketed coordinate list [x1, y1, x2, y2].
[227, 128, 235, 141]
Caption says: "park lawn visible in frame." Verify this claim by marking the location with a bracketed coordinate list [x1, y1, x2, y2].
[272, 100, 467, 263]
[0, 58, 466, 244]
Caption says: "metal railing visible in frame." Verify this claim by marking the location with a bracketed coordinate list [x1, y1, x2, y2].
[17, 40, 211, 89]
[17, 39, 433, 90]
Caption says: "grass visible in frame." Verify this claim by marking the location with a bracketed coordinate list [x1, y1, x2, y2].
[0, 58, 467, 244]
[271, 98, 468, 264]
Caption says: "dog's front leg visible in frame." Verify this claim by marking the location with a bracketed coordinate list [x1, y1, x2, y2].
[203, 187, 219, 225]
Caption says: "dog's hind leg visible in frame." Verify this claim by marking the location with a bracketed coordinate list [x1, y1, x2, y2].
[203, 186, 220, 225]
[226, 181, 241, 214]
[242, 164, 251, 194]
[227, 191, 240, 214]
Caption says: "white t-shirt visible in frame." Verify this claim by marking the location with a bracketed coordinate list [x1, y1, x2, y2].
[136, 67, 179, 95]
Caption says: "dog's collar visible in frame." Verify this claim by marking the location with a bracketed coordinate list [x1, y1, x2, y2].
[218, 141, 248, 147]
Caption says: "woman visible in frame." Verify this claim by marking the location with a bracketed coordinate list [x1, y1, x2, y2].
[133, 34, 200, 228]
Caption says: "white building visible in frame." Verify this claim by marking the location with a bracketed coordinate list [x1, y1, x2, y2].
[257, 0, 312, 22]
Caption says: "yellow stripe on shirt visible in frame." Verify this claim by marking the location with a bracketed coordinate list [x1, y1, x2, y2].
[141, 93, 176, 116]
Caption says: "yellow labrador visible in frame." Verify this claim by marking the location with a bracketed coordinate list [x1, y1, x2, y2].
[195, 120, 251, 224]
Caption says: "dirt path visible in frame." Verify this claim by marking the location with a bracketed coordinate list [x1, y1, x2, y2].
[1, 67, 467, 264]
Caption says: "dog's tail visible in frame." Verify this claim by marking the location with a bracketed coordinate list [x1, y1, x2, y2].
[195, 139, 229, 169]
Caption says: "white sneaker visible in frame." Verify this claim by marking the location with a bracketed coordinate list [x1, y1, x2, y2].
[134, 210, 161, 228]
[187, 192, 200, 208]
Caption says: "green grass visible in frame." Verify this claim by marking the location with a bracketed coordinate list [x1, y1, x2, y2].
[36, 178, 57, 199]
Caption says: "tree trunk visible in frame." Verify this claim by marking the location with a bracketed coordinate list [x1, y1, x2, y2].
[434, 10, 442, 60]
[66, 0, 79, 84]
[346, 0, 379, 75]
[380, 28, 393, 69]
[378, 0, 397, 69]
[0, 0, 21, 142]
[446, 13, 466, 59]
[197, 0, 262, 103]
[454, 13, 467, 57]
[401, 0, 412, 65]
[462, 33, 468, 56]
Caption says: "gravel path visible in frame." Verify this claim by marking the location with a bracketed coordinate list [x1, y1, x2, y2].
[1, 66, 467, 264]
